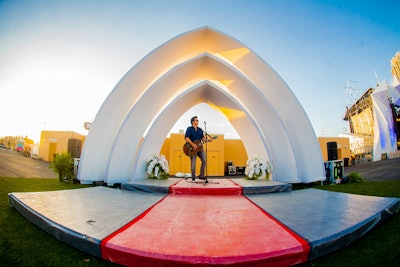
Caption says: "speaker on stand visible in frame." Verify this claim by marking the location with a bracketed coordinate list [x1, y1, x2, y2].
[227, 161, 236, 176]
[68, 138, 82, 159]
[327, 142, 338, 161]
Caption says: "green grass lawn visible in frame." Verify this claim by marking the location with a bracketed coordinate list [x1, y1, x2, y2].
[1, 178, 399, 267]
[0, 178, 119, 267]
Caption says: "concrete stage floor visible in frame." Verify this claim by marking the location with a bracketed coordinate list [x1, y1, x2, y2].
[8, 178, 400, 266]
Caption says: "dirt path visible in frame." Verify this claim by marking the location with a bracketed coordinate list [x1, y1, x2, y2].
[0, 148, 56, 178]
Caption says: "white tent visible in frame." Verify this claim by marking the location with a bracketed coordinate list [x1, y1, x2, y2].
[78, 27, 325, 185]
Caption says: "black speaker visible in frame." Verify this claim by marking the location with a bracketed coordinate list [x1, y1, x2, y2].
[327, 142, 338, 161]
[68, 138, 82, 158]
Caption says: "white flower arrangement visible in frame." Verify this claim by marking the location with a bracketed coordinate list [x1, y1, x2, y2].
[146, 154, 169, 179]
[245, 155, 273, 180]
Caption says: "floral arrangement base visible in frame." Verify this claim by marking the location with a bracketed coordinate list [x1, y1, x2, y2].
[146, 155, 169, 180]
[148, 173, 169, 179]
[245, 155, 273, 181]
[246, 174, 270, 180]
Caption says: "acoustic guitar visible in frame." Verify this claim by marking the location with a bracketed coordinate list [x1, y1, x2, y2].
[183, 136, 218, 157]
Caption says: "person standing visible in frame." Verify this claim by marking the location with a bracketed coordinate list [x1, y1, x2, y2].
[185, 116, 211, 182]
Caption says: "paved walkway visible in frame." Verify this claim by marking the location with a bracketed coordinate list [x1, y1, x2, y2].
[344, 157, 400, 181]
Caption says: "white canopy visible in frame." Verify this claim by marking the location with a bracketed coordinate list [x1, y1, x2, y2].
[78, 26, 325, 185]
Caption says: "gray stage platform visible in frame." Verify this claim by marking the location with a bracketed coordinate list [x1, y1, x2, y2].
[123, 177, 292, 194]
[8, 181, 400, 265]
[8, 187, 166, 257]
[247, 188, 400, 260]
[232, 178, 292, 194]
[123, 177, 181, 193]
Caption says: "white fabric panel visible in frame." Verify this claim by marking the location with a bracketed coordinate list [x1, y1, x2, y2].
[371, 89, 397, 161]
[78, 28, 227, 182]
[105, 56, 209, 184]
[202, 72, 299, 182]
[231, 47, 324, 183]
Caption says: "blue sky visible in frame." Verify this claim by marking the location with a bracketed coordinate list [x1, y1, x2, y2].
[1, 0, 399, 142]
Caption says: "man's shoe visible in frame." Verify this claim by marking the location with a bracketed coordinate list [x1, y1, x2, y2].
[192, 177, 196, 182]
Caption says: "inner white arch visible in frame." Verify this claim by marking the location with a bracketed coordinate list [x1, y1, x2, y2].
[78, 26, 325, 185]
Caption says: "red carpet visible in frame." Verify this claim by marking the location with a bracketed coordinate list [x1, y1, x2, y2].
[170, 179, 242, 195]
[101, 194, 310, 266]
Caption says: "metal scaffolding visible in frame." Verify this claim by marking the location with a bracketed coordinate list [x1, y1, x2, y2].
[343, 82, 374, 156]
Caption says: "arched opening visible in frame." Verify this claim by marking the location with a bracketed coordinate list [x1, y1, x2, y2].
[169, 103, 240, 140]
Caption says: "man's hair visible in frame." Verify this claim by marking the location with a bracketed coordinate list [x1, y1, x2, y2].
[190, 116, 198, 124]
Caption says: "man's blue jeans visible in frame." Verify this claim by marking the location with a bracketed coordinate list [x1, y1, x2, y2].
[191, 150, 206, 178]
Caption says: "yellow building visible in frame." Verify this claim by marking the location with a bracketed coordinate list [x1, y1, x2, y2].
[39, 131, 86, 162]
[39, 130, 347, 176]
[317, 137, 351, 162]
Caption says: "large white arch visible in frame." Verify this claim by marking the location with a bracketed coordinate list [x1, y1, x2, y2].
[105, 54, 293, 184]
[78, 26, 325, 185]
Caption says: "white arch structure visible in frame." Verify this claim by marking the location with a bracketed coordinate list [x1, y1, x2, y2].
[78, 27, 325, 185]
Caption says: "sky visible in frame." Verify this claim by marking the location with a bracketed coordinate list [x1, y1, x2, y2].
[1, 0, 399, 143]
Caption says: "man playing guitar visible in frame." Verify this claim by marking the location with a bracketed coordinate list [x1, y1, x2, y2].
[184, 116, 213, 183]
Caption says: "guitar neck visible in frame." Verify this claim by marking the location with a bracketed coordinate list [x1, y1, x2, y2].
[203, 136, 217, 143]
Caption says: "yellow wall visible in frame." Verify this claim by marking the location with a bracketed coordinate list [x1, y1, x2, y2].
[159, 133, 249, 176]
[224, 139, 247, 167]
[318, 137, 351, 161]
[160, 137, 169, 156]
[39, 131, 86, 162]
[166, 133, 225, 176]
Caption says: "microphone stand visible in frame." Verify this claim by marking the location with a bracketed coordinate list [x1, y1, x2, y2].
[179, 153, 186, 179]
[203, 121, 218, 185]
[204, 121, 208, 184]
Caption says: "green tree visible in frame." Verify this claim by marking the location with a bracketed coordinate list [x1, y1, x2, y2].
[49, 152, 74, 182]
